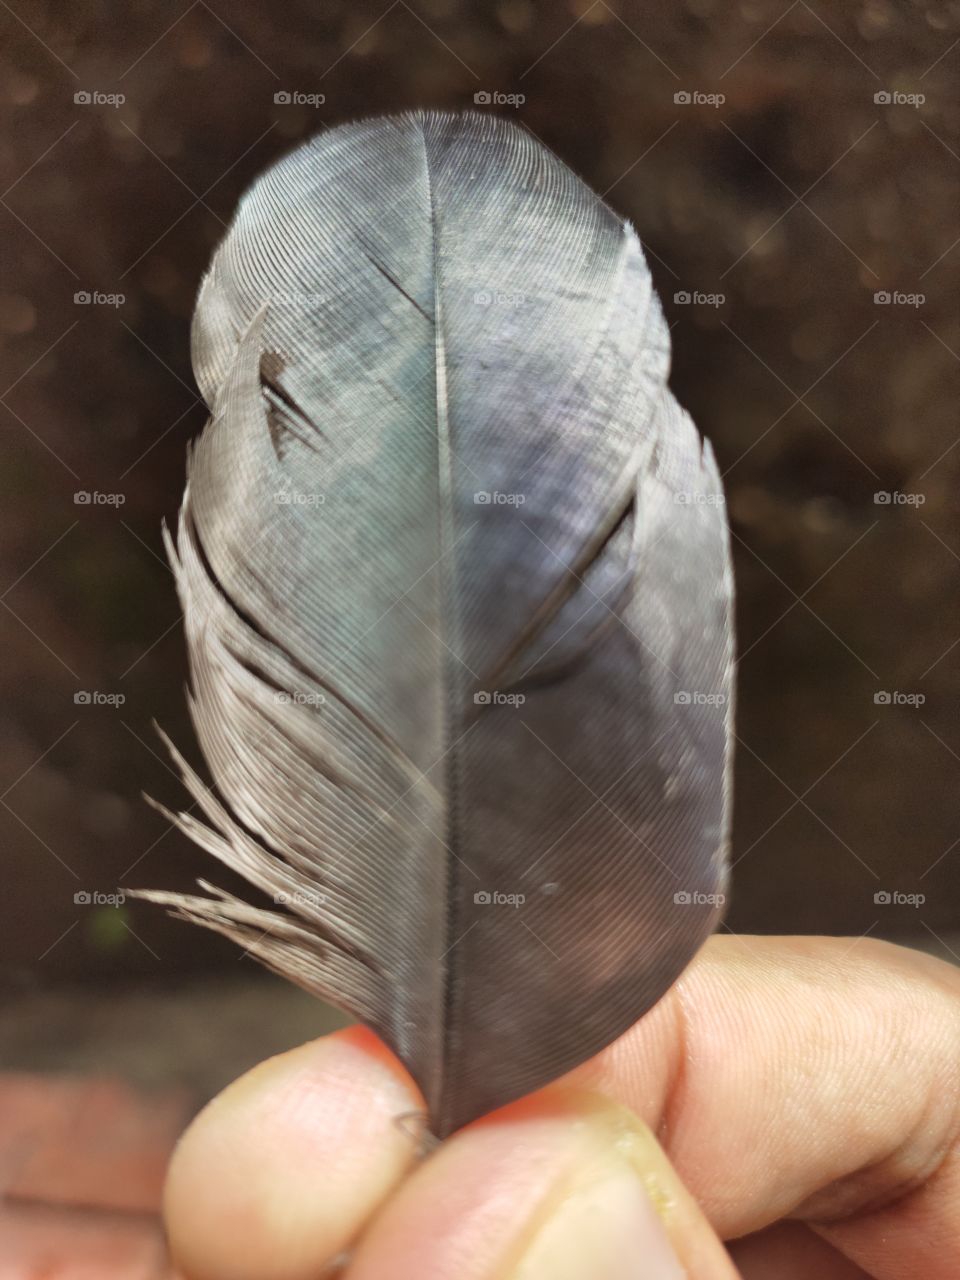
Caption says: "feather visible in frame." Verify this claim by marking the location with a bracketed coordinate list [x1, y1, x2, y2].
[133, 110, 734, 1139]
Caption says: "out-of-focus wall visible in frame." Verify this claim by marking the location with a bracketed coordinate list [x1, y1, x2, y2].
[1, 0, 957, 986]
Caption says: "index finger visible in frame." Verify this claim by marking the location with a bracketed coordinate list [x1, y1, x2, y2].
[575, 934, 960, 1272]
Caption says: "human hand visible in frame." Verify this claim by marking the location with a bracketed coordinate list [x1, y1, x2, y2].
[163, 935, 960, 1279]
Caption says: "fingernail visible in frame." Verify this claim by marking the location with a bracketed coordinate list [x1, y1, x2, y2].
[510, 1158, 684, 1279]
[504, 1097, 685, 1279]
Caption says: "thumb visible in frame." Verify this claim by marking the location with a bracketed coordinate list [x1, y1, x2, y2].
[164, 1026, 423, 1279]
[347, 1088, 741, 1279]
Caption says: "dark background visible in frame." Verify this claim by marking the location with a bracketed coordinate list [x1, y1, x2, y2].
[1, 0, 958, 1004]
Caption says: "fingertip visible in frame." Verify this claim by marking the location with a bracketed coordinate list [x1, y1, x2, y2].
[165, 1027, 423, 1280]
[348, 1086, 738, 1279]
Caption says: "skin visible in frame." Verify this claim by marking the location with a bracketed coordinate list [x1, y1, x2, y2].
[164, 935, 960, 1279]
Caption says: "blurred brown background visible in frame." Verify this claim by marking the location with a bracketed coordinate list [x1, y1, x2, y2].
[1, 0, 958, 1007]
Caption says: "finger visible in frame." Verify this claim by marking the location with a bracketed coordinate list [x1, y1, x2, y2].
[164, 1026, 423, 1280]
[165, 934, 960, 1280]
[346, 1088, 740, 1280]
[571, 934, 960, 1278]
[729, 1221, 872, 1279]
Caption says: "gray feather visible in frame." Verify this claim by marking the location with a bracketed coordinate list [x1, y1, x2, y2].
[134, 110, 734, 1138]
